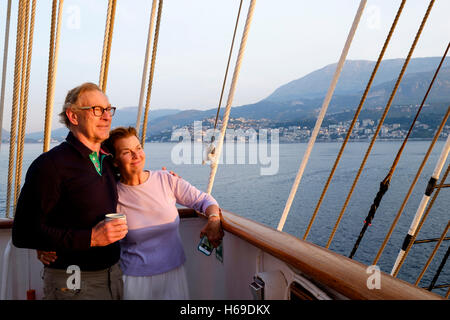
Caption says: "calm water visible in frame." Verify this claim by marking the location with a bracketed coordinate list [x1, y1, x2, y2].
[1, 140, 448, 296]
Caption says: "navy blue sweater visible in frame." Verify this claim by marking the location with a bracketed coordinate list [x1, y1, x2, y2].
[12, 132, 119, 271]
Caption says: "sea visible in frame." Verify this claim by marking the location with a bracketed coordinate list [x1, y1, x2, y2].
[0, 140, 448, 297]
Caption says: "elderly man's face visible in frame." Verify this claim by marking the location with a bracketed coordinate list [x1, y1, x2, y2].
[72, 90, 112, 144]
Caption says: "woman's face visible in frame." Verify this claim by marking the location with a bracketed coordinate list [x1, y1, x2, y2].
[113, 135, 146, 176]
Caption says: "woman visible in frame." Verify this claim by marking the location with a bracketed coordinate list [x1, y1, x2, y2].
[108, 126, 223, 299]
[39, 126, 224, 300]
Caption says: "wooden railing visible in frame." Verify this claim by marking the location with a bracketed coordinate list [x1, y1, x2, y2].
[179, 208, 443, 300]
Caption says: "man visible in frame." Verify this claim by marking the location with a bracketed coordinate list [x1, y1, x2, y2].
[12, 82, 128, 300]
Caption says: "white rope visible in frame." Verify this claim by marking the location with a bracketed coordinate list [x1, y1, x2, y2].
[136, 0, 158, 135]
[206, 0, 257, 195]
[43, 0, 64, 152]
[391, 133, 450, 276]
[277, 0, 367, 231]
[0, 0, 12, 150]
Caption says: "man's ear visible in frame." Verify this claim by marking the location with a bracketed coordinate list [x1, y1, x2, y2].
[66, 108, 79, 126]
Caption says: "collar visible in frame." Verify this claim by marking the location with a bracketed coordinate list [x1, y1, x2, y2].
[65, 131, 112, 158]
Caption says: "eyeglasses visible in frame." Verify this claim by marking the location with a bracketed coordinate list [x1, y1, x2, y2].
[78, 106, 116, 117]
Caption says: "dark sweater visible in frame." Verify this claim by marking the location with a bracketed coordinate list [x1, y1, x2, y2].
[12, 132, 119, 271]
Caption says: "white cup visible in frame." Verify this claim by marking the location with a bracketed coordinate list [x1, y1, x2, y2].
[105, 213, 127, 222]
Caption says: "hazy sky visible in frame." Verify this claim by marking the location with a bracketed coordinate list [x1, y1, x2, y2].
[0, 0, 449, 133]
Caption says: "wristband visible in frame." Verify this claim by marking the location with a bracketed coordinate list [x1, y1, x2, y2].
[208, 213, 220, 219]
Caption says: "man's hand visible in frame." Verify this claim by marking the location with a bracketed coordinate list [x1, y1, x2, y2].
[36, 250, 57, 265]
[162, 166, 181, 179]
[90, 219, 128, 247]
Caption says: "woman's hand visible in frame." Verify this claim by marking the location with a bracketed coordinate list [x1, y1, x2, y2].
[36, 250, 57, 265]
[200, 206, 224, 248]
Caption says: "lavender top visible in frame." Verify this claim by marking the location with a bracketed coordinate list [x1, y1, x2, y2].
[117, 170, 218, 276]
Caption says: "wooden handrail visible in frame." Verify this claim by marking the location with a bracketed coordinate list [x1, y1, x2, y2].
[179, 208, 443, 300]
[0, 218, 13, 229]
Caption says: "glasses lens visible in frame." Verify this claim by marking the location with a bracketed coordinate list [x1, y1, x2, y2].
[109, 107, 116, 116]
[93, 106, 103, 116]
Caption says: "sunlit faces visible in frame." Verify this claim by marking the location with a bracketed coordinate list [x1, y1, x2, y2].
[70, 90, 112, 146]
[114, 135, 146, 177]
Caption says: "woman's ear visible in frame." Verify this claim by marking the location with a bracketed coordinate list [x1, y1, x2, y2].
[66, 108, 79, 126]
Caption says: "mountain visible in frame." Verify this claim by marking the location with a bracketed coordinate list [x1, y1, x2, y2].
[266, 57, 450, 103]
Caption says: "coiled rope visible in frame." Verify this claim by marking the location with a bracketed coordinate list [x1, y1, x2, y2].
[206, 0, 257, 195]
[0, 0, 12, 150]
[303, 0, 406, 240]
[326, 0, 436, 249]
[135, 0, 158, 136]
[372, 105, 449, 265]
[349, 41, 449, 259]
[6, 0, 26, 218]
[277, 0, 367, 231]
[43, 0, 64, 152]
[140, 0, 163, 146]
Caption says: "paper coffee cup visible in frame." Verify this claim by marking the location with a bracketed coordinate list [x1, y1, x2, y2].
[105, 213, 127, 222]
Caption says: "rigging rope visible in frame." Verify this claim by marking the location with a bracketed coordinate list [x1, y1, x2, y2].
[372, 105, 450, 265]
[414, 221, 449, 286]
[325, 0, 436, 249]
[43, 0, 64, 152]
[0, 0, 12, 150]
[206, 0, 257, 195]
[277, 0, 367, 231]
[101, 0, 117, 92]
[348, 41, 449, 259]
[135, 0, 158, 136]
[6, 0, 26, 218]
[392, 163, 450, 276]
[205, 0, 243, 164]
[14, 0, 36, 209]
[99, 0, 115, 92]
[140, 0, 163, 147]
[303, 0, 406, 240]
[427, 234, 450, 292]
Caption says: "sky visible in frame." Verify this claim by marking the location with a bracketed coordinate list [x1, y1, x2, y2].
[0, 0, 449, 133]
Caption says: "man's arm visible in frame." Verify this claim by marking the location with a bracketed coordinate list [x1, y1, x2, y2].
[12, 154, 91, 251]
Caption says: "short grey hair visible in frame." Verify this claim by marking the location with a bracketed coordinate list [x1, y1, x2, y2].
[59, 82, 103, 128]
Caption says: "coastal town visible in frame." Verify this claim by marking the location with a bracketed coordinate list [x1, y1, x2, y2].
[154, 116, 450, 143]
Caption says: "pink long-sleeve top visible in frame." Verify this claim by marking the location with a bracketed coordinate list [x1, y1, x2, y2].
[117, 170, 218, 276]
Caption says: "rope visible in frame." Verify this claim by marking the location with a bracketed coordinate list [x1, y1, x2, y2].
[348, 41, 449, 259]
[277, 0, 367, 231]
[303, 0, 406, 240]
[43, 0, 64, 152]
[101, 0, 117, 92]
[135, 0, 158, 135]
[391, 163, 450, 277]
[213, 0, 243, 132]
[206, 0, 257, 195]
[415, 221, 449, 286]
[99, 0, 113, 91]
[0, 0, 12, 150]
[14, 0, 35, 209]
[428, 241, 450, 291]
[14, 0, 30, 208]
[140, 0, 163, 147]
[326, 0, 436, 249]
[372, 105, 449, 265]
[6, 0, 26, 218]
